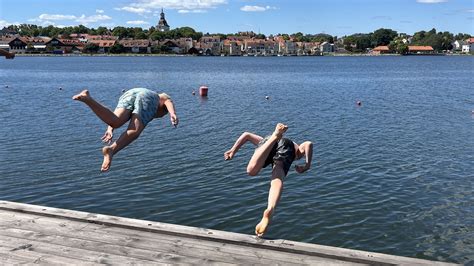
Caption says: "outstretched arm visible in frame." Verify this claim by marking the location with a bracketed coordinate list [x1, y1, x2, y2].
[164, 99, 178, 127]
[224, 132, 263, 160]
[295, 141, 313, 173]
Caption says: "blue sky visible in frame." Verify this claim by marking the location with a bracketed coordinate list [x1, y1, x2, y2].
[1, 0, 473, 36]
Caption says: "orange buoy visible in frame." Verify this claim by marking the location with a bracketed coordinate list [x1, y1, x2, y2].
[199, 86, 208, 97]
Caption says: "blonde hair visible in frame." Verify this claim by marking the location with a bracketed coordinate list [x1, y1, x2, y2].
[159, 93, 171, 101]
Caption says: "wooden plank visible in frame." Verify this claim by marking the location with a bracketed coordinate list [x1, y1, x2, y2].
[0, 201, 456, 266]
[0, 239, 97, 265]
[0, 251, 32, 265]
[0, 226, 231, 265]
[0, 212, 333, 265]
[1, 233, 190, 265]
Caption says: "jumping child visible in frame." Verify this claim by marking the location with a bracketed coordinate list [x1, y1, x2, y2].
[73, 88, 178, 172]
[224, 123, 313, 237]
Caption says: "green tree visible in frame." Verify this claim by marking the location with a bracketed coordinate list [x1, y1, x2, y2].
[411, 28, 455, 52]
[150, 31, 166, 41]
[134, 31, 147, 39]
[112, 26, 132, 39]
[372, 28, 397, 46]
[310, 33, 333, 43]
[454, 33, 471, 41]
[109, 43, 124, 54]
[344, 33, 373, 52]
[83, 43, 99, 53]
[396, 43, 409, 55]
[292, 32, 304, 42]
[96, 26, 109, 35]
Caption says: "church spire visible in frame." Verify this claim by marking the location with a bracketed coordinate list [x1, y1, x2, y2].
[157, 8, 170, 32]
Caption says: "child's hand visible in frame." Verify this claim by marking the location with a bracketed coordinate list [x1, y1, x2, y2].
[224, 150, 235, 160]
[170, 114, 178, 128]
[295, 164, 310, 173]
[101, 129, 113, 144]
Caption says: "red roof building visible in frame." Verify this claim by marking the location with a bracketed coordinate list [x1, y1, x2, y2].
[371, 46, 391, 55]
[408, 46, 434, 53]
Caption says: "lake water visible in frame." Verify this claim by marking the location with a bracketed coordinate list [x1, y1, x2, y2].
[1, 55, 473, 264]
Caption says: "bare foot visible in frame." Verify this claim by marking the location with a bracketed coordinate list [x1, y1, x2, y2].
[271, 123, 288, 140]
[101, 146, 114, 172]
[72, 90, 90, 102]
[224, 149, 235, 160]
[255, 208, 273, 237]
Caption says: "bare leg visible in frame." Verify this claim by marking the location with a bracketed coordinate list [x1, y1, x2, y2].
[101, 114, 145, 172]
[73, 90, 129, 128]
[247, 123, 288, 176]
[255, 162, 285, 237]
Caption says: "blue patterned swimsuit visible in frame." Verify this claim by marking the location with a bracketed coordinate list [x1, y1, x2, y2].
[116, 88, 159, 126]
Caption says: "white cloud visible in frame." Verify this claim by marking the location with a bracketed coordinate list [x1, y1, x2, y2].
[240, 5, 275, 12]
[96, 9, 105, 14]
[116, 0, 227, 14]
[75, 14, 112, 24]
[30, 13, 112, 26]
[38, 14, 76, 20]
[416, 0, 447, 3]
[178, 9, 207, 13]
[126, 20, 150, 25]
[0, 20, 21, 28]
[114, 6, 151, 14]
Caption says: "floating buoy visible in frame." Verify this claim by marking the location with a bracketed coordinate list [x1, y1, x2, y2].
[265, 96, 270, 100]
[356, 101, 362, 106]
[121, 89, 126, 93]
[5, 85, 8, 88]
[199, 86, 208, 97]
[192, 90, 196, 95]
[59, 87, 63, 90]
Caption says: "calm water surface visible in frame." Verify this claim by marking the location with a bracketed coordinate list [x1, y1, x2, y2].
[1, 56, 473, 264]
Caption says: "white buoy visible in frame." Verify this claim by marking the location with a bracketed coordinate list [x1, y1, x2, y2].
[265, 96, 270, 100]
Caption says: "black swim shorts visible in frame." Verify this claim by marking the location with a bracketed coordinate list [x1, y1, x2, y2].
[258, 136, 296, 176]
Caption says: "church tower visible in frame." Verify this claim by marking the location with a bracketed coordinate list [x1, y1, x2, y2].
[157, 8, 170, 32]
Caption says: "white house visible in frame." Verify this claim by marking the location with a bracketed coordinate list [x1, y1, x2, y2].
[452, 40, 465, 51]
[320, 42, 335, 53]
[461, 43, 473, 53]
[461, 38, 474, 53]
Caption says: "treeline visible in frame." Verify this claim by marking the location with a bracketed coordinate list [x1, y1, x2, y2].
[4, 24, 472, 52]
[5, 24, 203, 41]
[343, 28, 471, 53]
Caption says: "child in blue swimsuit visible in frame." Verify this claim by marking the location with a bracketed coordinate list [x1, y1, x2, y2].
[73, 88, 178, 172]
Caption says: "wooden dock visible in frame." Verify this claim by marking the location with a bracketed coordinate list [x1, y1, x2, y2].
[0, 200, 455, 265]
